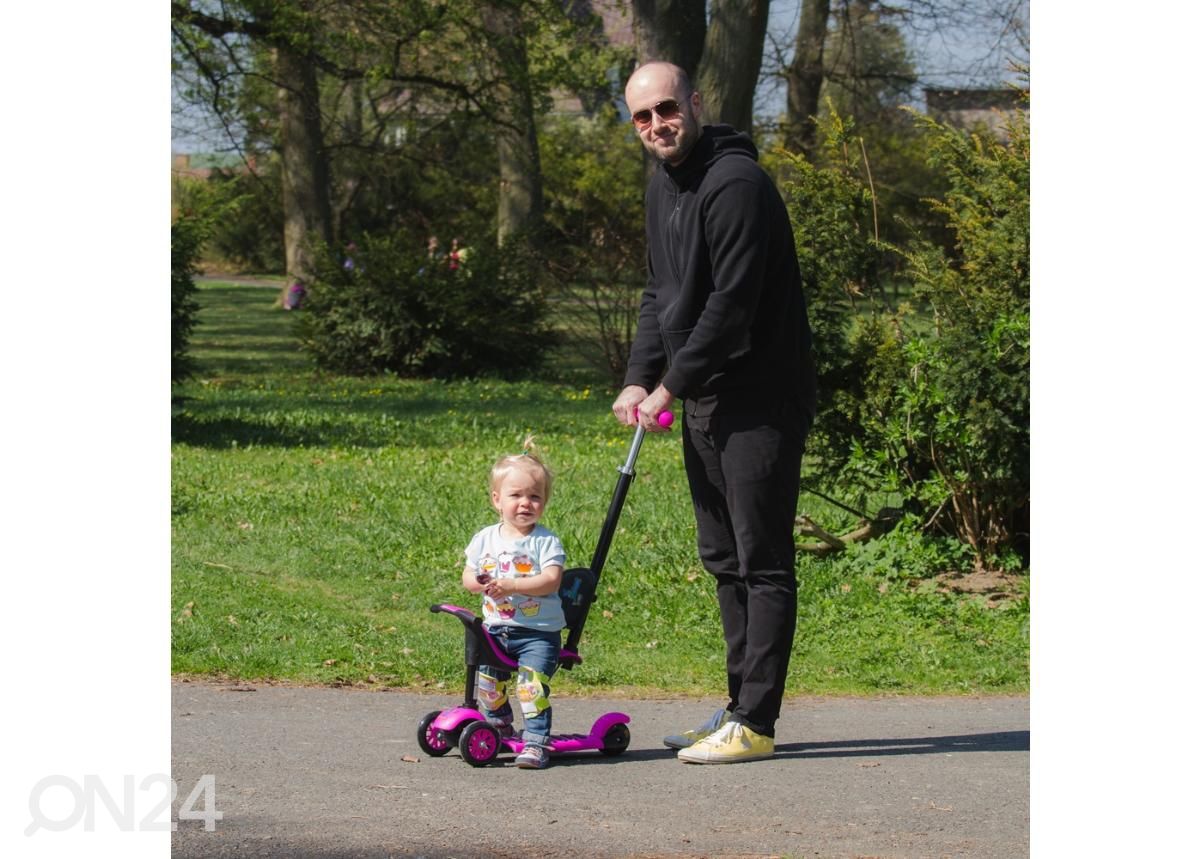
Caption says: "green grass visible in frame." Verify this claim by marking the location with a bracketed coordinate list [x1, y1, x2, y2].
[172, 282, 1028, 695]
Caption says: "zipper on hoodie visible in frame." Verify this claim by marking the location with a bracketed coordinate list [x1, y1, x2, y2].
[665, 187, 684, 288]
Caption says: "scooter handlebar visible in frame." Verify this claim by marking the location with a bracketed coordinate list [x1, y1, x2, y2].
[633, 407, 675, 428]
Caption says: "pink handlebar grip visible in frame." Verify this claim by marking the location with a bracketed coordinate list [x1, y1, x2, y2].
[635, 407, 675, 428]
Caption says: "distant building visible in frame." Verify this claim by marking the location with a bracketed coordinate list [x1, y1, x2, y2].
[172, 152, 254, 181]
[924, 87, 1027, 141]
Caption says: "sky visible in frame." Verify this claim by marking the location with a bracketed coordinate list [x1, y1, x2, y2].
[755, 0, 1029, 117]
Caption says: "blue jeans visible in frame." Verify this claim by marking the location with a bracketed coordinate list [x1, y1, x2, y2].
[479, 625, 561, 746]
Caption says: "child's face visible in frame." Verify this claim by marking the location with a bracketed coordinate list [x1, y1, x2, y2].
[491, 468, 547, 535]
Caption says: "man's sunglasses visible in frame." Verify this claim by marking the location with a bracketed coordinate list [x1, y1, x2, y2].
[631, 99, 682, 129]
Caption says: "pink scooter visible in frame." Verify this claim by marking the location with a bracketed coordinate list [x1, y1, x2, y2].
[418, 411, 674, 766]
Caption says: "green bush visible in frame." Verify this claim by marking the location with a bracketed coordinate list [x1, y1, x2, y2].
[774, 110, 897, 502]
[296, 232, 549, 378]
[171, 214, 206, 383]
[172, 165, 285, 274]
[862, 104, 1030, 565]
[778, 100, 1029, 570]
[204, 166, 286, 273]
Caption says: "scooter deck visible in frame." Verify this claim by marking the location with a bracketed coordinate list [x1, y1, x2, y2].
[433, 707, 629, 753]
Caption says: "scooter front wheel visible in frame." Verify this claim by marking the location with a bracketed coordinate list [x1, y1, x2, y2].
[459, 721, 501, 767]
[417, 710, 453, 757]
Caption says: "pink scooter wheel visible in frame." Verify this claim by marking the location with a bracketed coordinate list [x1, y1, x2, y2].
[417, 710, 453, 756]
[459, 721, 501, 767]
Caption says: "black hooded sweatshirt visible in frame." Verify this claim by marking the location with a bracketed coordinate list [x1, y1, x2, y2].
[624, 124, 817, 419]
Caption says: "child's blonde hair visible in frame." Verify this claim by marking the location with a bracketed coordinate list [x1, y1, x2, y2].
[489, 435, 554, 501]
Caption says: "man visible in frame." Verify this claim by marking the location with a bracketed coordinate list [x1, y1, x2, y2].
[612, 61, 818, 764]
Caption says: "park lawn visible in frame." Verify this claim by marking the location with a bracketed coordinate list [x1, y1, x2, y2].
[171, 281, 1028, 696]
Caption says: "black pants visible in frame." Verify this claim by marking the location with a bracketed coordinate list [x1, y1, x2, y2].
[682, 403, 810, 737]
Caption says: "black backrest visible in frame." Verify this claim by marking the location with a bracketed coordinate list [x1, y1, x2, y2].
[558, 567, 597, 634]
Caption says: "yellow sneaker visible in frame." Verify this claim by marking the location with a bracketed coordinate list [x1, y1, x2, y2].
[663, 708, 730, 750]
[677, 721, 774, 764]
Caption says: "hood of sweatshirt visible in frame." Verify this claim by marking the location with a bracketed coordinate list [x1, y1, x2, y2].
[663, 124, 759, 190]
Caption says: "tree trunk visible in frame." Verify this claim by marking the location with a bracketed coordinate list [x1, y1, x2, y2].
[276, 44, 333, 286]
[330, 78, 365, 241]
[784, 0, 831, 158]
[630, 0, 706, 182]
[696, 0, 770, 135]
[630, 0, 706, 78]
[496, 113, 543, 246]
[485, 3, 544, 246]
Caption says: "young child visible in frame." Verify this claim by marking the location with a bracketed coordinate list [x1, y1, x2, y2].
[461, 440, 565, 769]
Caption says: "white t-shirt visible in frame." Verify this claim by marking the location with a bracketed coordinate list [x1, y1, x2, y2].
[464, 523, 566, 631]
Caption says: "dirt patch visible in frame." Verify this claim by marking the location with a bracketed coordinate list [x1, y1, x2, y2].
[930, 569, 1026, 605]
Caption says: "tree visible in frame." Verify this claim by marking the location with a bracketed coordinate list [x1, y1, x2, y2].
[768, 1, 952, 263]
[696, 0, 770, 133]
[896, 0, 1029, 86]
[784, 0, 920, 161]
[816, 1, 939, 249]
[276, 35, 335, 281]
[629, 0, 772, 137]
[778, 0, 1029, 158]
[172, 0, 608, 277]
[562, 0, 615, 115]
[172, 1, 339, 285]
[820, 1, 917, 128]
[783, 0, 831, 157]
[483, 2, 545, 245]
[630, 0, 706, 78]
